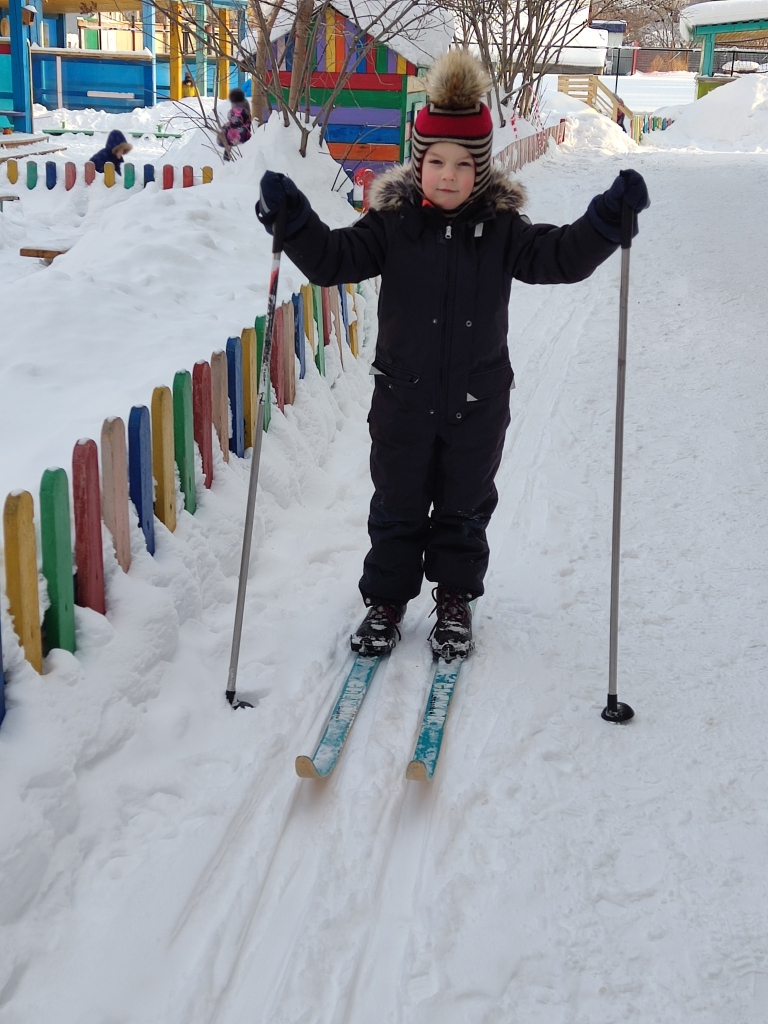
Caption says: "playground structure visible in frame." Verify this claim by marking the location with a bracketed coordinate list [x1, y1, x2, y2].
[0, 276, 362, 726]
[0, 0, 247, 132]
[557, 75, 674, 141]
[680, 0, 768, 98]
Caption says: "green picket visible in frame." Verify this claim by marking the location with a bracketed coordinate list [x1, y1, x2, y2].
[312, 285, 326, 376]
[172, 370, 196, 514]
[26, 161, 37, 190]
[254, 315, 271, 432]
[40, 467, 76, 654]
[124, 163, 135, 188]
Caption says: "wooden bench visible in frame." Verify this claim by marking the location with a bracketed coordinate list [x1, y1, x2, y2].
[19, 246, 70, 264]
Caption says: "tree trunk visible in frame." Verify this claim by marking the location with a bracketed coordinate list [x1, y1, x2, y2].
[288, 0, 313, 111]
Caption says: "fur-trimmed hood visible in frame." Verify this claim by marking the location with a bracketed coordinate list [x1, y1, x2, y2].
[368, 163, 526, 217]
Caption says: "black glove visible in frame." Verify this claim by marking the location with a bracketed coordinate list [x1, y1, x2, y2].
[587, 169, 650, 244]
[256, 170, 311, 238]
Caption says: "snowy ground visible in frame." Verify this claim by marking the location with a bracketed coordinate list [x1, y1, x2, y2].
[2, 92, 768, 1023]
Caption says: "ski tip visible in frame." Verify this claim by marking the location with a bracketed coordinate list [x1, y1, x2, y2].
[406, 760, 431, 782]
[295, 755, 321, 779]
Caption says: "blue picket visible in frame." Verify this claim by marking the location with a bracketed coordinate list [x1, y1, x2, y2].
[226, 336, 244, 458]
[338, 284, 351, 349]
[45, 161, 56, 190]
[143, 164, 155, 186]
[128, 405, 155, 555]
[292, 293, 306, 380]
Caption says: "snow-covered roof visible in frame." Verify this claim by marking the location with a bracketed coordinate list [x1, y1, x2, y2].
[557, 23, 608, 66]
[680, 0, 768, 42]
[267, 0, 453, 67]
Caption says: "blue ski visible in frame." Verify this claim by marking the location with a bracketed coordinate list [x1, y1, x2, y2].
[406, 657, 466, 781]
[295, 654, 384, 778]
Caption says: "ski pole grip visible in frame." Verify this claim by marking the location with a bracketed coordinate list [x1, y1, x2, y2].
[272, 206, 288, 255]
[620, 201, 635, 250]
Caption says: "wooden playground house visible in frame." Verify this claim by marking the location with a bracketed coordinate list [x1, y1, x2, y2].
[1, 0, 245, 132]
[680, 2, 768, 98]
[270, 6, 429, 175]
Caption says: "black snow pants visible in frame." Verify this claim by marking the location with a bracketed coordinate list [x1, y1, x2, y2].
[359, 378, 511, 604]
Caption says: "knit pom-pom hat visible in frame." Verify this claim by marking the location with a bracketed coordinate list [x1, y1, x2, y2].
[411, 50, 494, 203]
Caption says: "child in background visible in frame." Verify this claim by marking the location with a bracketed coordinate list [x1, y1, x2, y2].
[218, 88, 252, 158]
[90, 129, 132, 176]
[256, 51, 649, 661]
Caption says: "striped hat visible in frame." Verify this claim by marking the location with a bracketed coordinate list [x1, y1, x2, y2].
[411, 50, 494, 203]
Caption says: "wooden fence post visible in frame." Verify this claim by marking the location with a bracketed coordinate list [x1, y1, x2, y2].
[312, 285, 325, 375]
[254, 316, 271, 432]
[330, 286, 344, 366]
[202, 166, 213, 184]
[144, 164, 155, 186]
[192, 361, 213, 488]
[302, 284, 315, 355]
[104, 162, 116, 188]
[226, 336, 244, 457]
[210, 350, 230, 461]
[40, 468, 76, 654]
[64, 161, 76, 191]
[283, 301, 296, 404]
[128, 405, 155, 555]
[3, 491, 43, 672]
[101, 417, 131, 572]
[346, 284, 359, 357]
[292, 293, 306, 379]
[124, 163, 135, 189]
[173, 370, 196, 514]
[45, 161, 56, 190]
[338, 284, 350, 351]
[151, 386, 177, 532]
[241, 327, 257, 450]
[0, 618, 5, 725]
[162, 165, 174, 190]
[182, 165, 193, 187]
[321, 287, 333, 349]
[26, 161, 37, 190]
[84, 161, 95, 185]
[72, 439, 106, 615]
[7, 159, 18, 185]
[270, 306, 285, 412]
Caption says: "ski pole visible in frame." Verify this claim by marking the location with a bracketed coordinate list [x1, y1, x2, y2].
[225, 206, 287, 709]
[602, 200, 636, 724]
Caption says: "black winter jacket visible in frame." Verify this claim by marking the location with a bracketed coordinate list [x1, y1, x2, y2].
[283, 165, 618, 423]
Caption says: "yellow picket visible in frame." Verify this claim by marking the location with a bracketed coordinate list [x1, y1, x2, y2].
[7, 159, 19, 186]
[3, 491, 42, 672]
[202, 166, 213, 184]
[103, 161, 116, 188]
[151, 386, 176, 532]
[302, 284, 315, 353]
[241, 327, 257, 449]
[346, 283, 359, 357]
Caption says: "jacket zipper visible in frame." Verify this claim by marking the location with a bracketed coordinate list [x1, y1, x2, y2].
[438, 223, 454, 419]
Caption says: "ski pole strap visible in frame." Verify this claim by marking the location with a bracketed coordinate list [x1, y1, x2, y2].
[620, 201, 635, 250]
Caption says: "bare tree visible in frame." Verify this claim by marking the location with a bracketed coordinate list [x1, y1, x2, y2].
[591, 0, 691, 47]
[448, 0, 603, 121]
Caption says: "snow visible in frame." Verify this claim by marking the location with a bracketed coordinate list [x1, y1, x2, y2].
[268, 0, 453, 67]
[648, 71, 768, 148]
[3, 83, 768, 1024]
[681, 0, 768, 40]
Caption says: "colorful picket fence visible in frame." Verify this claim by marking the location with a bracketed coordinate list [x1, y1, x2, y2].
[493, 120, 568, 175]
[2, 159, 214, 191]
[0, 280, 362, 726]
[630, 114, 674, 143]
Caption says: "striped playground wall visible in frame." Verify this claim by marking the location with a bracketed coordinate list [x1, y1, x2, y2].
[2, 159, 214, 192]
[0, 280, 362, 727]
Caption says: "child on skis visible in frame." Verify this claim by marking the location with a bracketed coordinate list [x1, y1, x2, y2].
[256, 51, 649, 662]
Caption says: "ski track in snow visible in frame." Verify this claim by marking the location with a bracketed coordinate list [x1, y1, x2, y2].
[3, 139, 768, 1023]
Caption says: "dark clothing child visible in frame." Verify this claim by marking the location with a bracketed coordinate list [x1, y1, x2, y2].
[90, 129, 132, 176]
[257, 51, 649, 659]
[218, 88, 252, 153]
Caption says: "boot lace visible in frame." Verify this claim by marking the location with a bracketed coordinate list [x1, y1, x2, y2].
[368, 603, 403, 641]
[428, 587, 471, 639]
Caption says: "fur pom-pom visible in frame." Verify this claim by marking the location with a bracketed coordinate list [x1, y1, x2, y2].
[426, 50, 491, 110]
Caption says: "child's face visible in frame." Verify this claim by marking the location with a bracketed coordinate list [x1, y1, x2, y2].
[421, 142, 476, 210]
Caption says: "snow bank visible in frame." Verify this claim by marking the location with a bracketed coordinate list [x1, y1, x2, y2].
[540, 88, 637, 153]
[650, 72, 768, 150]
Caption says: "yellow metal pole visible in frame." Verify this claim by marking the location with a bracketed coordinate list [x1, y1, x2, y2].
[169, 1, 183, 101]
[218, 10, 229, 100]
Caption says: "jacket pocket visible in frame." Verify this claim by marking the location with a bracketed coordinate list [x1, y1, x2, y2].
[371, 357, 420, 388]
[466, 362, 515, 401]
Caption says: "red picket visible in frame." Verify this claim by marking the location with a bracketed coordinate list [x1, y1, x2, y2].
[72, 438, 106, 614]
[270, 304, 285, 412]
[182, 165, 193, 188]
[65, 162, 76, 191]
[100, 417, 131, 572]
[321, 287, 332, 347]
[192, 360, 214, 488]
[162, 165, 174, 190]
[283, 301, 296, 405]
[84, 161, 95, 185]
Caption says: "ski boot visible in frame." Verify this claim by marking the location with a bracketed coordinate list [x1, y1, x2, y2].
[429, 587, 474, 661]
[350, 599, 406, 656]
